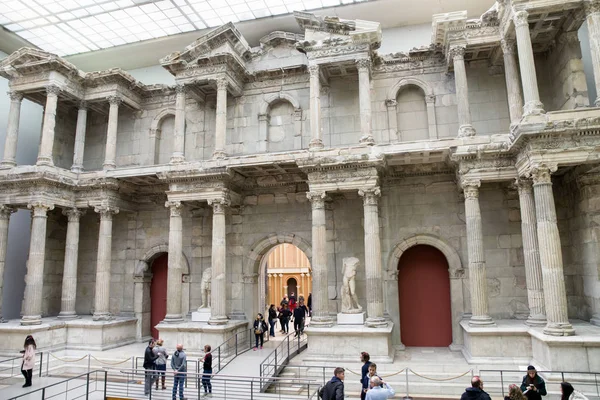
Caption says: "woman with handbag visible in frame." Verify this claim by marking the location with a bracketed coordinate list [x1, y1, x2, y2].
[253, 313, 268, 350]
[21, 335, 36, 388]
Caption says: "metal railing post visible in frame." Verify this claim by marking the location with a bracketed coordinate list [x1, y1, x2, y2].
[46, 352, 49, 377]
[218, 347, 221, 371]
[235, 332, 238, 356]
[403, 368, 411, 400]
[86, 372, 90, 400]
[87, 354, 91, 373]
[38, 352, 43, 377]
[501, 371, 505, 396]
[42, 387, 45, 399]
[104, 370, 108, 399]
[274, 349, 277, 374]
[251, 380, 254, 400]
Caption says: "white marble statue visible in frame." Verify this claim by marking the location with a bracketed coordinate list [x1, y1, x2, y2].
[199, 267, 212, 309]
[341, 257, 362, 313]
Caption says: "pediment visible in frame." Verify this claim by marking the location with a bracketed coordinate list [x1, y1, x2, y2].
[0, 47, 80, 79]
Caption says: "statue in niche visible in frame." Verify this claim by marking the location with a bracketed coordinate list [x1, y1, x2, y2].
[199, 267, 212, 309]
[341, 257, 362, 313]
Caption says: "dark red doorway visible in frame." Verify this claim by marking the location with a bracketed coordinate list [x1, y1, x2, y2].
[150, 254, 168, 340]
[398, 245, 452, 347]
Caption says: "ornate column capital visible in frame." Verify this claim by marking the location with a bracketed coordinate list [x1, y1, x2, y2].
[308, 65, 320, 78]
[107, 95, 123, 106]
[78, 100, 88, 110]
[45, 85, 61, 96]
[513, 10, 529, 27]
[27, 202, 54, 216]
[358, 187, 381, 205]
[165, 200, 183, 217]
[215, 78, 228, 91]
[62, 208, 85, 221]
[425, 95, 436, 104]
[530, 163, 557, 185]
[515, 177, 534, 194]
[449, 46, 466, 60]
[385, 99, 397, 107]
[258, 113, 270, 122]
[500, 38, 517, 55]
[0, 205, 17, 219]
[175, 84, 187, 94]
[94, 205, 119, 219]
[306, 191, 326, 208]
[8, 91, 24, 102]
[208, 196, 231, 214]
[461, 179, 481, 199]
[584, 0, 600, 15]
[356, 59, 371, 72]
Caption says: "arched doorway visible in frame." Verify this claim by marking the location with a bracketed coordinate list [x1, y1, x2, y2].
[287, 278, 297, 298]
[398, 245, 452, 347]
[150, 253, 168, 339]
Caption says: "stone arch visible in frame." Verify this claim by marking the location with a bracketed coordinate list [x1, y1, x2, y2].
[150, 108, 176, 131]
[149, 108, 176, 165]
[135, 243, 190, 277]
[258, 93, 303, 152]
[386, 78, 437, 140]
[387, 77, 433, 100]
[386, 233, 465, 348]
[259, 92, 301, 115]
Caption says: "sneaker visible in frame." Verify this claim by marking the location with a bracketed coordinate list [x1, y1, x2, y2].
[260, 345, 263, 349]
[253, 347, 258, 351]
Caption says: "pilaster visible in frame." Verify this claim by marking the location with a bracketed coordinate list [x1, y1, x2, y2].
[58, 208, 85, 319]
[93, 205, 119, 321]
[171, 85, 187, 164]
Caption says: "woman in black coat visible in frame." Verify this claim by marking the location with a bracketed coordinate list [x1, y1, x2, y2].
[520, 366, 547, 400]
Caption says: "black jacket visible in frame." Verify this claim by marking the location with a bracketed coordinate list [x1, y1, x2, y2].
[253, 319, 268, 334]
[520, 374, 547, 400]
[293, 305, 308, 321]
[319, 376, 344, 400]
[268, 308, 278, 320]
[460, 387, 492, 400]
[143, 346, 158, 369]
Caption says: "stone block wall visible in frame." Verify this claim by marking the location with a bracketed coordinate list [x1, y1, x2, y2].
[115, 109, 142, 168]
[75, 212, 99, 315]
[82, 111, 107, 171]
[42, 210, 66, 316]
[52, 108, 76, 169]
[466, 64, 511, 136]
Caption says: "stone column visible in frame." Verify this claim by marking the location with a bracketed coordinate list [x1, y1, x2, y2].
[516, 178, 546, 326]
[585, 0, 600, 106]
[425, 95, 438, 139]
[385, 100, 399, 141]
[208, 196, 230, 324]
[501, 39, 524, 125]
[531, 164, 575, 336]
[308, 65, 324, 149]
[71, 101, 88, 173]
[357, 59, 374, 145]
[450, 46, 476, 137]
[462, 179, 494, 326]
[93, 205, 119, 320]
[514, 11, 545, 116]
[307, 191, 333, 326]
[171, 85, 186, 163]
[164, 200, 184, 322]
[359, 187, 386, 327]
[0, 205, 16, 322]
[1, 92, 24, 168]
[21, 202, 54, 325]
[103, 95, 122, 170]
[37, 85, 60, 166]
[58, 208, 85, 319]
[213, 78, 228, 159]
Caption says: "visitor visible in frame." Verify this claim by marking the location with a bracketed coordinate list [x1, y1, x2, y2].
[153, 338, 169, 390]
[360, 352, 372, 400]
[20, 335, 36, 388]
[268, 304, 278, 337]
[280, 295, 289, 308]
[460, 376, 491, 400]
[279, 303, 292, 334]
[365, 376, 395, 400]
[171, 343, 187, 400]
[293, 296, 309, 337]
[253, 313, 268, 350]
[505, 383, 526, 400]
[561, 382, 589, 400]
[520, 366, 547, 400]
[143, 339, 159, 396]
[362, 363, 381, 399]
[289, 292, 297, 312]
[307, 293, 312, 317]
[279, 296, 289, 333]
[319, 367, 345, 400]
[201, 344, 212, 397]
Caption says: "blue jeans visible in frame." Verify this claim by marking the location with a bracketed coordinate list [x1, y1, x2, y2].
[202, 369, 212, 393]
[172, 374, 185, 399]
[269, 319, 276, 336]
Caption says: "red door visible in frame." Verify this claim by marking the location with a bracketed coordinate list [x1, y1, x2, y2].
[150, 254, 168, 340]
[398, 245, 452, 347]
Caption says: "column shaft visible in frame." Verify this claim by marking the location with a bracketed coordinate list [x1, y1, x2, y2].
[307, 191, 333, 326]
[165, 201, 184, 322]
[171, 85, 186, 163]
[71, 102, 88, 173]
[501, 39, 524, 124]
[357, 60, 374, 145]
[93, 206, 119, 320]
[103, 96, 121, 170]
[21, 202, 54, 325]
[531, 165, 574, 336]
[1, 92, 23, 168]
[37, 86, 60, 166]
[359, 188, 386, 326]
[208, 197, 229, 324]
[585, 1, 600, 106]
[58, 208, 84, 319]
[516, 179, 546, 326]
[514, 11, 545, 115]
[450, 47, 476, 137]
[0, 205, 16, 321]
[308, 65, 324, 149]
[462, 180, 494, 326]
[213, 78, 228, 159]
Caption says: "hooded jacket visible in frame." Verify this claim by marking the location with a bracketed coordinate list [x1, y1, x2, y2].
[460, 387, 492, 400]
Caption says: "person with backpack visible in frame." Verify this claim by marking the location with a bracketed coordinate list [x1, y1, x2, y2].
[253, 313, 268, 350]
[319, 367, 345, 400]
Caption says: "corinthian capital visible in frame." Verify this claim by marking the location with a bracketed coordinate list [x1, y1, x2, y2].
[308, 65, 319, 78]
[306, 191, 326, 209]
[208, 192, 231, 214]
[94, 205, 119, 219]
[28, 201, 54, 216]
[356, 59, 371, 71]
[8, 91, 23, 102]
[215, 78, 228, 91]
[0, 205, 17, 219]
[175, 84, 187, 94]
[461, 179, 481, 199]
[449, 46, 466, 60]
[515, 177, 533, 194]
[108, 95, 123, 106]
[63, 207, 85, 222]
[165, 200, 183, 217]
[513, 10, 529, 28]
[46, 85, 61, 96]
[358, 187, 381, 206]
[500, 38, 516, 55]
[530, 163, 557, 185]
[584, 0, 600, 15]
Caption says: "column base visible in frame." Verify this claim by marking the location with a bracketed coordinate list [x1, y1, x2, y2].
[20, 315, 42, 326]
[57, 311, 80, 320]
[309, 316, 335, 327]
[163, 314, 184, 323]
[523, 100, 545, 116]
[591, 314, 600, 327]
[169, 155, 185, 164]
[365, 317, 388, 328]
[543, 322, 575, 336]
[595, 97, 600, 107]
[0, 317, 8, 323]
[208, 316, 229, 325]
[70, 165, 84, 173]
[359, 135, 375, 145]
[92, 312, 114, 321]
[468, 315, 495, 327]
[525, 315, 547, 327]
[308, 138, 324, 150]
[212, 149, 227, 159]
[36, 157, 54, 166]
[0, 160, 16, 169]
[458, 124, 476, 137]
[103, 162, 116, 170]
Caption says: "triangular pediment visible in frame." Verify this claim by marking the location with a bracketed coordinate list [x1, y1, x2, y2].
[0, 47, 81, 79]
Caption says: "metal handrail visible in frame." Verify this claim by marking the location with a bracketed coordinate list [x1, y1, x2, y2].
[0, 352, 44, 382]
[6, 369, 107, 400]
[259, 332, 308, 391]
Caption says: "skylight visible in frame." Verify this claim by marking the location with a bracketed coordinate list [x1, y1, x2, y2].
[0, 0, 366, 57]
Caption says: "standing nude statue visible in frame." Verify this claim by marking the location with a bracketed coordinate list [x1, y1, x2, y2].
[199, 267, 212, 309]
[341, 257, 362, 313]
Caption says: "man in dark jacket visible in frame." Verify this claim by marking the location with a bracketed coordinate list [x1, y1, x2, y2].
[319, 367, 345, 400]
[460, 376, 491, 400]
[143, 339, 159, 395]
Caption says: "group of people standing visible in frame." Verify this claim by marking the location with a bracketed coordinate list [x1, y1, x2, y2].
[143, 339, 213, 399]
[461, 366, 589, 400]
